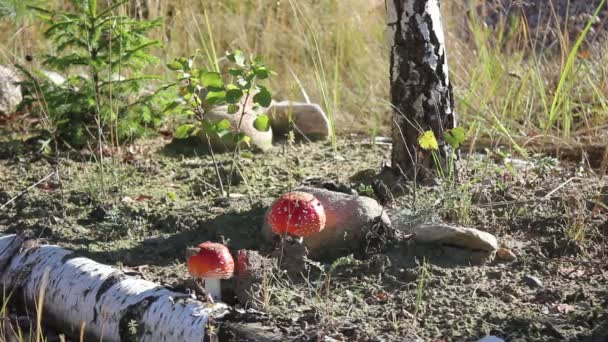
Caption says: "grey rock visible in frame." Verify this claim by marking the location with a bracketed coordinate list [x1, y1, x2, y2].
[404, 223, 498, 252]
[262, 187, 391, 257]
[268, 101, 331, 140]
[0, 65, 22, 116]
[522, 274, 543, 288]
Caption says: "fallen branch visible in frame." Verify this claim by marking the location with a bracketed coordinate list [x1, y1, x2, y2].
[0, 234, 228, 342]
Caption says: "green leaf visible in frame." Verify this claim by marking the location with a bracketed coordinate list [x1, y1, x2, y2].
[253, 114, 271, 132]
[225, 86, 243, 104]
[221, 132, 234, 142]
[175, 124, 195, 139]
[201, 119, 216, 133]
[204, 90, 226, 105]
[167, 60, 183, 71]
[254, 66, 270, 79]
[227, 104, 240, 114]
[228, 68, 244, 77]
[418, 131, 439, 151]
[234, 132, 251, 146]
[176, 57, 191, 71]
[167, 191, 178, 201]
[241, 151, 254, 159]
[216, 130, 231, 138]
[443, 127, 466, 149]
[201, 72, 224, 91]
[216, 119, 232, 131]
[163, 101, 180, 113]
[253, 87, 272, 107]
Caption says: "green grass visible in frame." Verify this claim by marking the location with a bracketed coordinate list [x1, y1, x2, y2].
[0, 1, 606, 152]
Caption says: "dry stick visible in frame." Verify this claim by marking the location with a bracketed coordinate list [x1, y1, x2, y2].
[227, 91, 252, 198]
[0, 172, 56, 210]
[542, 177, 578, 199]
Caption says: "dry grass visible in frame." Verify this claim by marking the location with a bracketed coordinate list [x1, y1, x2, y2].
[0, 0, 607, 151]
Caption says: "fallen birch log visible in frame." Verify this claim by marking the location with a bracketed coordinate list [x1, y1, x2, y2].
[0, 234, 228, 342]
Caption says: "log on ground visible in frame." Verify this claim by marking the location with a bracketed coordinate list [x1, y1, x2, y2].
[0, 234, 228, 342]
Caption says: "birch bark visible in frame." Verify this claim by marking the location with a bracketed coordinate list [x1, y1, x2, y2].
[0, 234, 228, 342]
[386, 0, 456, 179]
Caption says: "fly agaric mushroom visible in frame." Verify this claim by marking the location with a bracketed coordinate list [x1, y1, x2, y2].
[268, 191, 326, 239]
[186, 242, 234, 302]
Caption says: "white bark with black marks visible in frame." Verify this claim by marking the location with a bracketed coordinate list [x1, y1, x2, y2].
[0, 234, 228, 342]
[386, 0, 456, 178]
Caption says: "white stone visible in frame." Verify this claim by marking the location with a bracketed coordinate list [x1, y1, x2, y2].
[268, 101, 331, 139]
[0, 65, 22, 116]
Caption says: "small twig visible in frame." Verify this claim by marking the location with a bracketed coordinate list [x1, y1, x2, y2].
[205, 133, 225, 195]
[1, 172, 56, 210]
[543, 177, 578, 199]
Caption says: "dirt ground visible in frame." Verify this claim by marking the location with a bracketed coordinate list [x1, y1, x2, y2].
[0, 131, 607, 341]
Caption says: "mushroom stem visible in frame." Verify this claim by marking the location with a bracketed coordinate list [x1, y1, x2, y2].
[204, 278, 222, 301]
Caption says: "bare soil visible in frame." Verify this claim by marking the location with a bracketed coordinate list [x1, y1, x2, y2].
[0, 131, 607, 341]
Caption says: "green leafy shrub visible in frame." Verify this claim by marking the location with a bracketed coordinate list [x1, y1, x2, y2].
[18, 0, 164, 149]
[165, 50, 273, 149]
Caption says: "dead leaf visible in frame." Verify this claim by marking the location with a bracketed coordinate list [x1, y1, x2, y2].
[37, 182, 59, 191]
[365, 291, 390, 304]
[134, 195, 153, 202]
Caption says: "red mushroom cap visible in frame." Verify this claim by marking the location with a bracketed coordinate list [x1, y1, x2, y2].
[187, 242, 235, 279]
[268, 191, 326, 237]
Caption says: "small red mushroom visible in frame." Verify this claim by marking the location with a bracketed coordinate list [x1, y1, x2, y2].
[187, 242, 234, 302]
[268, 191, 326, 237]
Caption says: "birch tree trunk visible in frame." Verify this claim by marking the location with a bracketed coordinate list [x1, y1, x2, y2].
[0, 234, 228, 342]
[386, 0, 456, 179]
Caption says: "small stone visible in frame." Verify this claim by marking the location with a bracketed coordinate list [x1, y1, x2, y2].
[496, 247, 517, 262]
[522, 274, 543, 288]
[0, 65, 22, 116]
[268, 101, 331, 140]
[407, 223, 498, 252]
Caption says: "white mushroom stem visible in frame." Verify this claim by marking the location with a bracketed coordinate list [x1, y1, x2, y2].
[0, 234, 229, 342]
[204, 278, 222, 302]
